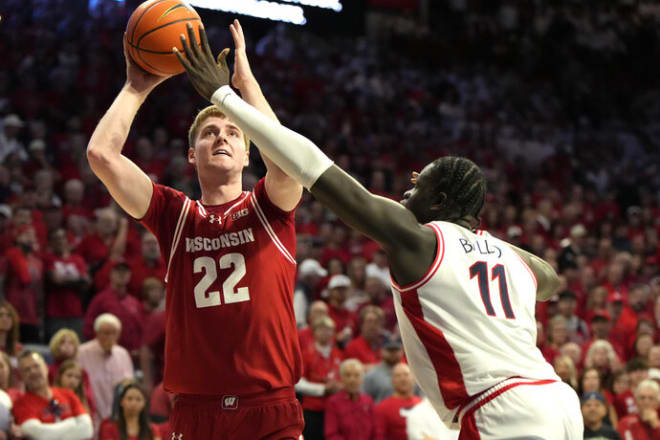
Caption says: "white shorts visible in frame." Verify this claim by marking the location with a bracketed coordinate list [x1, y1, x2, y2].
[457, 377, 583, 440]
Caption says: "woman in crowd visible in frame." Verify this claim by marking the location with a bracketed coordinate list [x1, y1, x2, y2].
[0, 302, 21, 361]
[553, 354, 578, 390]
[53, 359, 95, 417]
[584, 339, 621, 387]
[578, 366, 618, 428]
[99, 382, 161, 440]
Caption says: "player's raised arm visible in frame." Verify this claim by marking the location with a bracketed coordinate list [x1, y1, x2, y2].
[174, 27, 435, 284]
[86, 37, 173, 219]
[228, 20, 302, 211]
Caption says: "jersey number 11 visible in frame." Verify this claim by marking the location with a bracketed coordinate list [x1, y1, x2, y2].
[469, 261, 515, 319]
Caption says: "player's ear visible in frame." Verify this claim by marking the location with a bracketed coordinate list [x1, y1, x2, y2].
[243, 149, 249, 167]
[429, 192, 447, 212]
[188, 147, 196, 165]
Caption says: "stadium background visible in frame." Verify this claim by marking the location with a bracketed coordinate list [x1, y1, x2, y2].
[0, 0, 659, 438]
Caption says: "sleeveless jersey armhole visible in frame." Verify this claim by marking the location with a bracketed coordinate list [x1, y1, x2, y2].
[391, 222, 445, 293]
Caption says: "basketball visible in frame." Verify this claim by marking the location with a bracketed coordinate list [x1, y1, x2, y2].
[125, 0, 203, 76]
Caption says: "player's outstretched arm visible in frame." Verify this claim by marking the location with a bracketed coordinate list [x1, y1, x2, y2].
[509, 245, 560, 301]
[228, 20, 302, 211]
[87, 36, 172, 219]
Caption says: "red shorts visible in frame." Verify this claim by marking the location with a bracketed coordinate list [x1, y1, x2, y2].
[169, 387, 304, 440]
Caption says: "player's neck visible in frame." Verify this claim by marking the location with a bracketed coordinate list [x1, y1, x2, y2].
[199, 179, 243, 206]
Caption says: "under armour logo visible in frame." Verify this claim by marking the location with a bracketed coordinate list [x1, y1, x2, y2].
[171, 434, 183, 440]
[222, 395, 239, 409]
[209, 215, 222, 224]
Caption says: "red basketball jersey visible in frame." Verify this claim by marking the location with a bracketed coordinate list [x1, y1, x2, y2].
[140, 178, 301, 395]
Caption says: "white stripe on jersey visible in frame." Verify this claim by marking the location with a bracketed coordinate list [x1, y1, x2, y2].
[223, 192, 249, 216]
[165, 198, 192, 282]
[196, 200, 207, 217]
[250, 195, 296, 265]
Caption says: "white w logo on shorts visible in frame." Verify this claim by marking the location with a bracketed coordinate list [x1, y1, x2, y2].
[170, 434, 183, 440]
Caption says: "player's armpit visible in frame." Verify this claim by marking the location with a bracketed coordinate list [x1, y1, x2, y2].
[509, 245, 560, 301]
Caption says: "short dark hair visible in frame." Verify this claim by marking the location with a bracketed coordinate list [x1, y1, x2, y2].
[430, 156, 486, 223]
[626, 357, 648, 373]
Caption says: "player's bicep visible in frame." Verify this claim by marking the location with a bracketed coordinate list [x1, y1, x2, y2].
[310, 165, 422, 250]
[88, 153, 153, 219]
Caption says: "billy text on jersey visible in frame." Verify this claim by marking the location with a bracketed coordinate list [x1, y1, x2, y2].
[459, 238, 502, 258]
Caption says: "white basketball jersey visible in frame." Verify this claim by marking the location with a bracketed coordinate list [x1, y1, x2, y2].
[390, 221, 558, 425]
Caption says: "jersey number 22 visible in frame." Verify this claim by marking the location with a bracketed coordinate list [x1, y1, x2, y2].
[193, 253, 250, 308]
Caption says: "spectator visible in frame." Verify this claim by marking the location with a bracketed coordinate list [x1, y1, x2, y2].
[78, 313, 133, 420]
[0, 226, 43, 343]
[357, 273, 396, 333]
[405, 397, 459, 440]
[139, 308, 165, 396]
[140, 277, 165, 317]
[47, 329, 83, 383]
[127, 232, 165, 299]
[83, 260, 143, 352]
[541, 315, 568, 364]
[43, 228, 89, 339]
[559, 342, 582, 370]
[0, 301, 21, 359]
[553, 355, 578, 390]
[583, 309, 625, 361]
[345, 305, 386, 369]
[618, 379, 660, 439]
[648, 345, 660, 372]
[325, 359, 376, 440]
[363, 338, 405, 403]
[374, 363, 422, 440]
[585, 339, 622, 387]
[615, 359, 650, 419]
[99, 383, 161, 440]
[53, 359, 95, 418]
[0, 114, 26, 163]
[326, 275, 358, 347]
[298, 300, 330, 352]
[582, 391, 621, 439]
[294, 258, 328, 328]
[12, 351, 93, 440]
[296, 316, 343, 440]
[557, 290, 589, 345]
[633, 334, 654, 362]
[0, 352, 19, 403]
[0, 387, 12, 440]
[75, 208, 130, 273]
[148, 383, 174, 439]
[578, 367, 618, 428]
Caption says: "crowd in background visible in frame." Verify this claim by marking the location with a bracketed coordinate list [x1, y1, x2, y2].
[0, 0, 658, 438]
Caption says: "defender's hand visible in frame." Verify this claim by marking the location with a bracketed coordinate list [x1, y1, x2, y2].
[174, 23, 230, 101]
[123, 33, 171, 95]
[229, 19, 255, 90]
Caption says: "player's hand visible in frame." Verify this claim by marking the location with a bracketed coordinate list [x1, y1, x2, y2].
[174, 23, 230, 101]
[229, 19, 256, 91]
[123, 34, 172, 95]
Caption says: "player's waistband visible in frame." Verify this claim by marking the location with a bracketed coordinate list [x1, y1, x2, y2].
[175, 387, 296, 410]
[457, 377, 557, 424]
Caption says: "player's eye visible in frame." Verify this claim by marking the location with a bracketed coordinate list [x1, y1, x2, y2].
[229, 130, 239, 137]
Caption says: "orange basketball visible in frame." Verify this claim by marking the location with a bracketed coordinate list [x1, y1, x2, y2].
[125, 0, 204, 76]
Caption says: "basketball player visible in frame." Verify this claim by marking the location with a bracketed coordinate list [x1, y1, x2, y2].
[87, 21, 304, 439]
[175, 26, 584, 439]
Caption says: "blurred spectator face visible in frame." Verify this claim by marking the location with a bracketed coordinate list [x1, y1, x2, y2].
[553, 357, 573, 383]
[135, 137, 153, 161]
[64, 179, 84, 205]
[348, 257, 366, 285]
[329, 286, 348, 306]
[307, 300, 329, 325]
[590, 287, 608, 310]
[579, 266, 595, 289]
[34, 169, 53, 192]
[592, 347, 609, 368]
[629, 286, 647, 312]
[582, 368, 600, 393]
[312, 320, 335, 346]
[549, 319, 567, 346]
[381, 347, 403, 367]
[110, 266, 131, 290]
[57, 335, 77, 360]
[327, 258, 344, 276]
[121, 387, 147, 418]
[629, 367, 649, 391]
[16, 226, 36, 251]
[0, 356, 10, 389]
[636, 383, 659, 413]
[360, 310, 383, 341]
[372, 250, 388, 268]
[0, 307, 12, 333]
[649, 346, 660, 369]
[613, 373, 630, 395]
[607, 263, 624, 285]
[66, 214, 88, 237]
[142, 279, 165, 307]
[141, 232, 160, 261]
[364, 277, 386, 302]
[96, 322, 120, 353]
[18, 354, 48, 393]
[12, 208, 31, 228]
[560, 342, 581, 367]
[340, 362, 364, 395]
[598, 238, 613, 258]
[391, 363, 414, 396]
[60, 366, 82, 390]
[50, 228, 69, 255]
[558, 296, 577, 317]
[582, 398, 607, 429]
[95, 209, 118, 237]
[635, 334, 653, 359]
[591, 317, 611, 338]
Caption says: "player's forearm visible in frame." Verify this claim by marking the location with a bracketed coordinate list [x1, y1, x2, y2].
[87, 86, 146, 161]
[237, 78, 279, 123]
[510, 245, 560, 301]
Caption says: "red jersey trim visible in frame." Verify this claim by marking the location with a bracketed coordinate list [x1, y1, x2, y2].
[512, 251, 538, 289]
[391, 223, 445, 293]
[165, 198, 192, 282]
[400, 287, 468, 409]
[250, 195, 296, 265]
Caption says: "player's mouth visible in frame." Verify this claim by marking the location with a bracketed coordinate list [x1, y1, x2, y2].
[212, 149, 231, 157]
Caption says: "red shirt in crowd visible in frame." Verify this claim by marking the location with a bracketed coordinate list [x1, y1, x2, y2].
[13, 387, 86, 425]
[298, 327, 315, 353]
[83, 288, 144, 351]
[344, 336, 381, 366]
[127, 256, 166, 298]
[47, 360, 97, 418]
[614, 390, 637, 420]
[99, 418, 161, 440]
[301, 344, 343, 411]
[618, 413, 660, 440]
[142, 310, 166, 385]
[325, 390, 376, 440]
[374, 395, 423, 440]
[328, 304, 358, 338]
[0, 247, 43, 325]
[43, 252, 87, 318]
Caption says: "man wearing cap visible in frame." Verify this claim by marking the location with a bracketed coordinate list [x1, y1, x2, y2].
[294, 258, 327, 328]
[558, 289, 590, 345]
[326, 274, 358, 347]
[583, 309, 626, 361]
[618, 379, 660, 439]
[362, 337, 408, 404]
[82, 260, 143, 352]
[0, 114, 26, 163]
[582, 391, 621, 439]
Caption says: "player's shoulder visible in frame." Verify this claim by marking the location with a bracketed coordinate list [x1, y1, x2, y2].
[153, 182, 189, 203]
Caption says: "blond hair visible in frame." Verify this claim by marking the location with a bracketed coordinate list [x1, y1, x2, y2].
[49, 328, 80, 360]
[188, 105, 250, 151]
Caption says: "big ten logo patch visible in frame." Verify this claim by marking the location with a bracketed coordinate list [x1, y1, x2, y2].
[231, 208, 249, 221]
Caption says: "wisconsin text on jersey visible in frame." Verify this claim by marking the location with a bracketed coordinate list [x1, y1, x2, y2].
[459, 237, 503, 258]
[185, 228, 255, 252]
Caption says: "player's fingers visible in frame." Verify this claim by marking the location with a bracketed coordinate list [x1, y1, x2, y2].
[229, 22, 239, 47]
[173, 47, 193, 71]
[235, 19, 245, 42]
[198, 25, 214, 62]
[216, 48, 230, 71]
[179, 34, 195, 64]
[186, 22, 200, 58]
